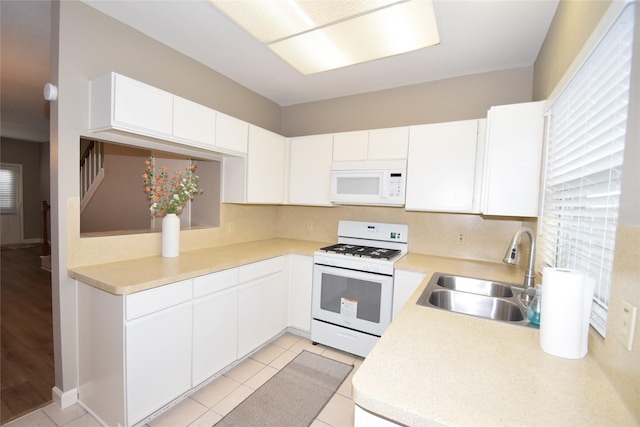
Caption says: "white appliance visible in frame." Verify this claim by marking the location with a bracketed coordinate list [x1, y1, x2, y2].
[330, 160, 406, 206]
[312, 220, 409, 357]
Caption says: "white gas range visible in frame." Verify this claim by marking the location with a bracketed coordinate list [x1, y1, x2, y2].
[311, 220, 409, 357]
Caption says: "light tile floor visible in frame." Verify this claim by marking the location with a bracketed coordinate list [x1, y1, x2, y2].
[4, 334, 363, 427]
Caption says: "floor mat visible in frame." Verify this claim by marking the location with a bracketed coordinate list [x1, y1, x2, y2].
[215, 351, 353, 427]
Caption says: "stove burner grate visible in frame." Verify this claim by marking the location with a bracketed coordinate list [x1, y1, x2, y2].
[319, 244, 401, 260]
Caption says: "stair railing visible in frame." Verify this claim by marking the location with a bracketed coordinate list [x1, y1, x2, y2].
[80, 140, 105, 213]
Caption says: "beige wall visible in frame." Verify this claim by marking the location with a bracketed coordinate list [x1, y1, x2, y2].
[80, 144, 151, 233]
[533, 0, 612, 101]
[282, 67, 533, 136]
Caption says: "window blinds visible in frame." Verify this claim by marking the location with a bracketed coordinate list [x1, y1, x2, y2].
[0, 165, 19, 214]
[541, 4, 635, 336]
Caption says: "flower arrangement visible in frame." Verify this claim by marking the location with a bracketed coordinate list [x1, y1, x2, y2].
[142, 156, 201, 215]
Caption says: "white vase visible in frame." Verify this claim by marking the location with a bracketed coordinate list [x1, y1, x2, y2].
[161, 213, 180, 257]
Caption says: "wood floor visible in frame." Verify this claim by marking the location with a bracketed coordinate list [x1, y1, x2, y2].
[0, 244, 54, 424]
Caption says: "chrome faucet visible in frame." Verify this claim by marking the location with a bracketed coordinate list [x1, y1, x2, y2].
[503, 227, 536, 303]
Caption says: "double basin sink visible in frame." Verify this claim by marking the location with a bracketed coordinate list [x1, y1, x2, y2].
[416, 273, 531, 325]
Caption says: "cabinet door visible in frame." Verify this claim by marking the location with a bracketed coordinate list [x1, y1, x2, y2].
[126, 302, 192, 425]
[238, 267, 288, 358]
[192, 287, 238, 386]
[482, 101, 545, 217]
[392, 270, 426, 319]
[113, 74, 174, 136]
[406, 120, 480, 212]
[173, 96, 216, 147]
[246, 125, 287, 203]
[333, 131, 369, 161]
[216, 112, 249, 154]
[288, 254, 313, 332]
[288, 134, 333, 206]
[368, 127, 409, 160]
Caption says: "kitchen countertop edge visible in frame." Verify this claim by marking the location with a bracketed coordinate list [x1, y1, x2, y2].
[67, 238, 330, 295]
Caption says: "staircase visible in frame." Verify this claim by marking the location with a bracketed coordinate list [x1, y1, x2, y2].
[80, 140, 105, 214]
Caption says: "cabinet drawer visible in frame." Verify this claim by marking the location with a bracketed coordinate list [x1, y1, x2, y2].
[126, 279, 192, 320]
[239, 256, 286, 283]
[193, 268, 239, 298]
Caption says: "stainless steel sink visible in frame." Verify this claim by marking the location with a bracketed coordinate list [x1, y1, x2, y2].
[425, 289, 524, 321]
[416, 272, 530, 325]
[435, 275, 513, 297]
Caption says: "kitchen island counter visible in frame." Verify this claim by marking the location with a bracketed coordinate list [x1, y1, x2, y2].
[353, 253, 636, 426]
[68, 238, 329, 295]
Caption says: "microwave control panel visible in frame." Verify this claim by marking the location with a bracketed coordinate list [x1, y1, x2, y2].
[389, 173, 404, 197]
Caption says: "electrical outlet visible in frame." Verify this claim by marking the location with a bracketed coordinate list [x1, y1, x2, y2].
[228, 222, 235, 233]
[307, 221, 313, 231]
[457, 233, 466, 245]
[617, 300, 637, 351]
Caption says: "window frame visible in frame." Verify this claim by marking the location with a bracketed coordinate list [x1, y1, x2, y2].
[539, 3, 636, 337]
[0, 163, 22, 215]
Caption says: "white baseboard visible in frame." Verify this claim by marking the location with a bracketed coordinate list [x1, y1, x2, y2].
[22, 238, 43, 244]
[52, 386, 78, 409]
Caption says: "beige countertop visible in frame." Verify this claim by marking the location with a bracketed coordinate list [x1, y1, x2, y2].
[353, 253, 636, 426]
[67, 238, 329, 295]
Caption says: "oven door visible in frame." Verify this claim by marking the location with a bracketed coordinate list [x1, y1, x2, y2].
[312, 263, 393, 337]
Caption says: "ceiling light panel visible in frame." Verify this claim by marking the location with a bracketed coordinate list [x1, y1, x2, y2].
[210, 0, 440, 75]
[211, 0, 400, 43]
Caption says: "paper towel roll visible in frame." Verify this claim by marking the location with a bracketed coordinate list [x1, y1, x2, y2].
[539, 267, 595, 359]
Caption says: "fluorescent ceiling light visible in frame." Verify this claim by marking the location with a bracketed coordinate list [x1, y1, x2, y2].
[209, 0, 440, 75]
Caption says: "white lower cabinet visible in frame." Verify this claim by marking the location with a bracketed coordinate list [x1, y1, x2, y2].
[192, 269, 239, 386]
[237, 257, 288, 358]
[126, 302, 193, 424]
[392, 269, 426, 319]
[78, 279, 194, 427]
[288, 254, 313, 332]
[355, 405, 403, 427]
[78, 255, 309, 427]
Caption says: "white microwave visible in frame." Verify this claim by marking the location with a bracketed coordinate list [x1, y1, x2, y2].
[330, 160, 406, 206]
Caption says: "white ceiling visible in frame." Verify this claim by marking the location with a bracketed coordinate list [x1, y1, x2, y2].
[1, 0, 559, 143]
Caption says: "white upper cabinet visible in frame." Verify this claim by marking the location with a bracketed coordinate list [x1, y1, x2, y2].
[223, 125, 287, 204]
[215, 112, 249, 154]
[406, 119, 484, 213]
[173, 96, 216, 147]
[247, 126, 287, 203]
[368, 127, 410, 160]
[90, 72, 249, 154]
[333, 131, 369, 161]
[288, 134, 334, 206]
[333, 127, 409, 161]
[481, 101, 545, 217]
[91, 72, 174, 138]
